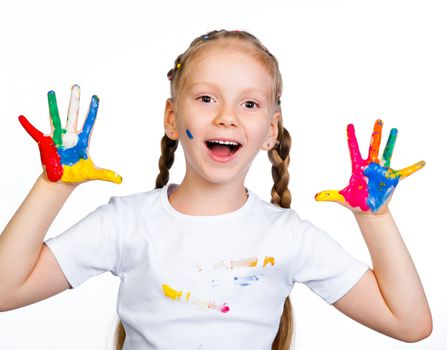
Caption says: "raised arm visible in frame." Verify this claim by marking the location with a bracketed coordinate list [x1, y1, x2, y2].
[0, 175, 76, 310]
[0, 85, 121, 311]
[315, 120, 432, 342]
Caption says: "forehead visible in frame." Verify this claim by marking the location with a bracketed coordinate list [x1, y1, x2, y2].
[184, 42, 274, 98]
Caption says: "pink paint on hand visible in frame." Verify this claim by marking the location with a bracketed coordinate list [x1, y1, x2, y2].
[339, 124, 369, 211]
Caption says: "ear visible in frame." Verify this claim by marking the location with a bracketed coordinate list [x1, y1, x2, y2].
[164, 98, 178, 140]
[261, 111, 281, 151]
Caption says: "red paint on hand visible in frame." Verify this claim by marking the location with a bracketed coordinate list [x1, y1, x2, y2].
[19, 115, 63, 182]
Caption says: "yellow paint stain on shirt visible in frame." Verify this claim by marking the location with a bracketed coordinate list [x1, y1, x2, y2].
[231, 256, 258, 268]
[263, 256, 275, 267]
[162, 283, 182, 301]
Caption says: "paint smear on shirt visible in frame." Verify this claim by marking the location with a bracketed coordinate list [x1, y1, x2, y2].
[162, 283, 230, 313]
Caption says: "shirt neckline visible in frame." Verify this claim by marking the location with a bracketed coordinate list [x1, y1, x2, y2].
[160, 183, 256, 222]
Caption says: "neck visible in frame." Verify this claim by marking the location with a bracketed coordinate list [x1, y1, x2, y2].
[167, 176, 248, 216]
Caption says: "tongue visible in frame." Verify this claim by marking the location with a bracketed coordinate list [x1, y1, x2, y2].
[210, 144, 232, 157]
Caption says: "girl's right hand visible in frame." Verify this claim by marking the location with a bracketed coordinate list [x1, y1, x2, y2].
[18, 85, 122, 185]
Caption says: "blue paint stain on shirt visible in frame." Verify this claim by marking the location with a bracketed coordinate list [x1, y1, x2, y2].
[234, 275, 259, 286]
[186, 129, 193, 139]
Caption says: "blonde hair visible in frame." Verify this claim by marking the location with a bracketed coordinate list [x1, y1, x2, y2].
[115, 29, 294, 350]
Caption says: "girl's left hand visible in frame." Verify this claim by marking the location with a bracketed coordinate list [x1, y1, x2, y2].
[315, 119, 425, 215]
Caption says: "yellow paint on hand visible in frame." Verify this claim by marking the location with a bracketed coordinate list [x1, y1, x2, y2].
[315, 190, 346, 203]
[385, 168, 399, 179]
[61, 157, 122, 184]
[397, 160, 426, 180]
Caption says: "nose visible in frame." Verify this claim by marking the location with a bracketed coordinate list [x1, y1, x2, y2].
[213, 103, 239, 128]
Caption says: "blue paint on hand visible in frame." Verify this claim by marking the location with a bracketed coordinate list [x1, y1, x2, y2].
[57, 95, 99, 166]
[364, 162, 400, 212]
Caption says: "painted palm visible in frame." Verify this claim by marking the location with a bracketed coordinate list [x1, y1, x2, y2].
[18, 85, 122, 184]
[315, 119, 424, 213]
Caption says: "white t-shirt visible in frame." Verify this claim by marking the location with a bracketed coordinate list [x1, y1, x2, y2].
[45, 183, 369, 350]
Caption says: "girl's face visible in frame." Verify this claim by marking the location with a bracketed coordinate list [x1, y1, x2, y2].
[164, 42, 281, 187]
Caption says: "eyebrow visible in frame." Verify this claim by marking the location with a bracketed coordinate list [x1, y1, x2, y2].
[189, 82, 270, 100]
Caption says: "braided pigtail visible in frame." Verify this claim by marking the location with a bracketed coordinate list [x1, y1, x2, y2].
[155, 134, 179, 189]
[268, 121, 292, 208]
[269, 118, 294, 350]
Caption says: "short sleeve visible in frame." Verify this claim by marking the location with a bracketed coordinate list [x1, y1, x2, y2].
[290, 215, 369, 304]
[44, 196, 124, 289]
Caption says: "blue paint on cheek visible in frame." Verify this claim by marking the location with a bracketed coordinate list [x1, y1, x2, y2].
[186, 129, 193, 139]
[364, 163, 400, 212]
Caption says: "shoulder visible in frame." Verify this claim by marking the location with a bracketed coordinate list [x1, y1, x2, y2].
[92, 188, 163, 225]
[106, 187, 162, 209]
[250, 191, 328, 240]
[250, 191, 309, 229]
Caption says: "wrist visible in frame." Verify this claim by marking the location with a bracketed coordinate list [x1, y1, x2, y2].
[353, 206, 393, 223]
[37, 172, 78, 194]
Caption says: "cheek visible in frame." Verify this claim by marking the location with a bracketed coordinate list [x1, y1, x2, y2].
[246, 121, 270, 143]
[185, 129, 194, 139]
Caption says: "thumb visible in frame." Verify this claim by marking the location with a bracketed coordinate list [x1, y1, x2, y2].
[315, 190, 346, 205]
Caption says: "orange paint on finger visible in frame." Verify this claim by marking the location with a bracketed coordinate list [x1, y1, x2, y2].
[367, 119, 383, 163]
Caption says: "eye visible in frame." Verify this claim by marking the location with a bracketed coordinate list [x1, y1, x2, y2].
[244, 100, 259, 109]
[198, 95, 214, 103]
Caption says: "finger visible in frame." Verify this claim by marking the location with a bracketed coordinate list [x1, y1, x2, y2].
[346, 124, 363, 172]
[18, 115, 45, 143]
[395, 160, 425, 180]
[381, 128, 398, 167]
[79, 95, 99, 146]
[47, 90, 65, 147]
[367, 119, 383, 163]
[61, 158, 122, 184]
[18, 116, 63, 181]
[315, 190, 346, 204]
[88, 167, 123, 184]
[63, 84, 81, 148]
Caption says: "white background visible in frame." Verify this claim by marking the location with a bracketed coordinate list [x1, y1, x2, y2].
[0, 0, 446, 349]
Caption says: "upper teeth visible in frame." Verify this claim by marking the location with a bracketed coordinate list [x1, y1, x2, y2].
[208, 140, 239, 146]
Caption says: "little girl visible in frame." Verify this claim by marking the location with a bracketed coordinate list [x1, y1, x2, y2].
[0, 29, 432, 349]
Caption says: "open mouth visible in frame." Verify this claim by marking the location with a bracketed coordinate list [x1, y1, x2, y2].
[205, 139, 242, 158]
